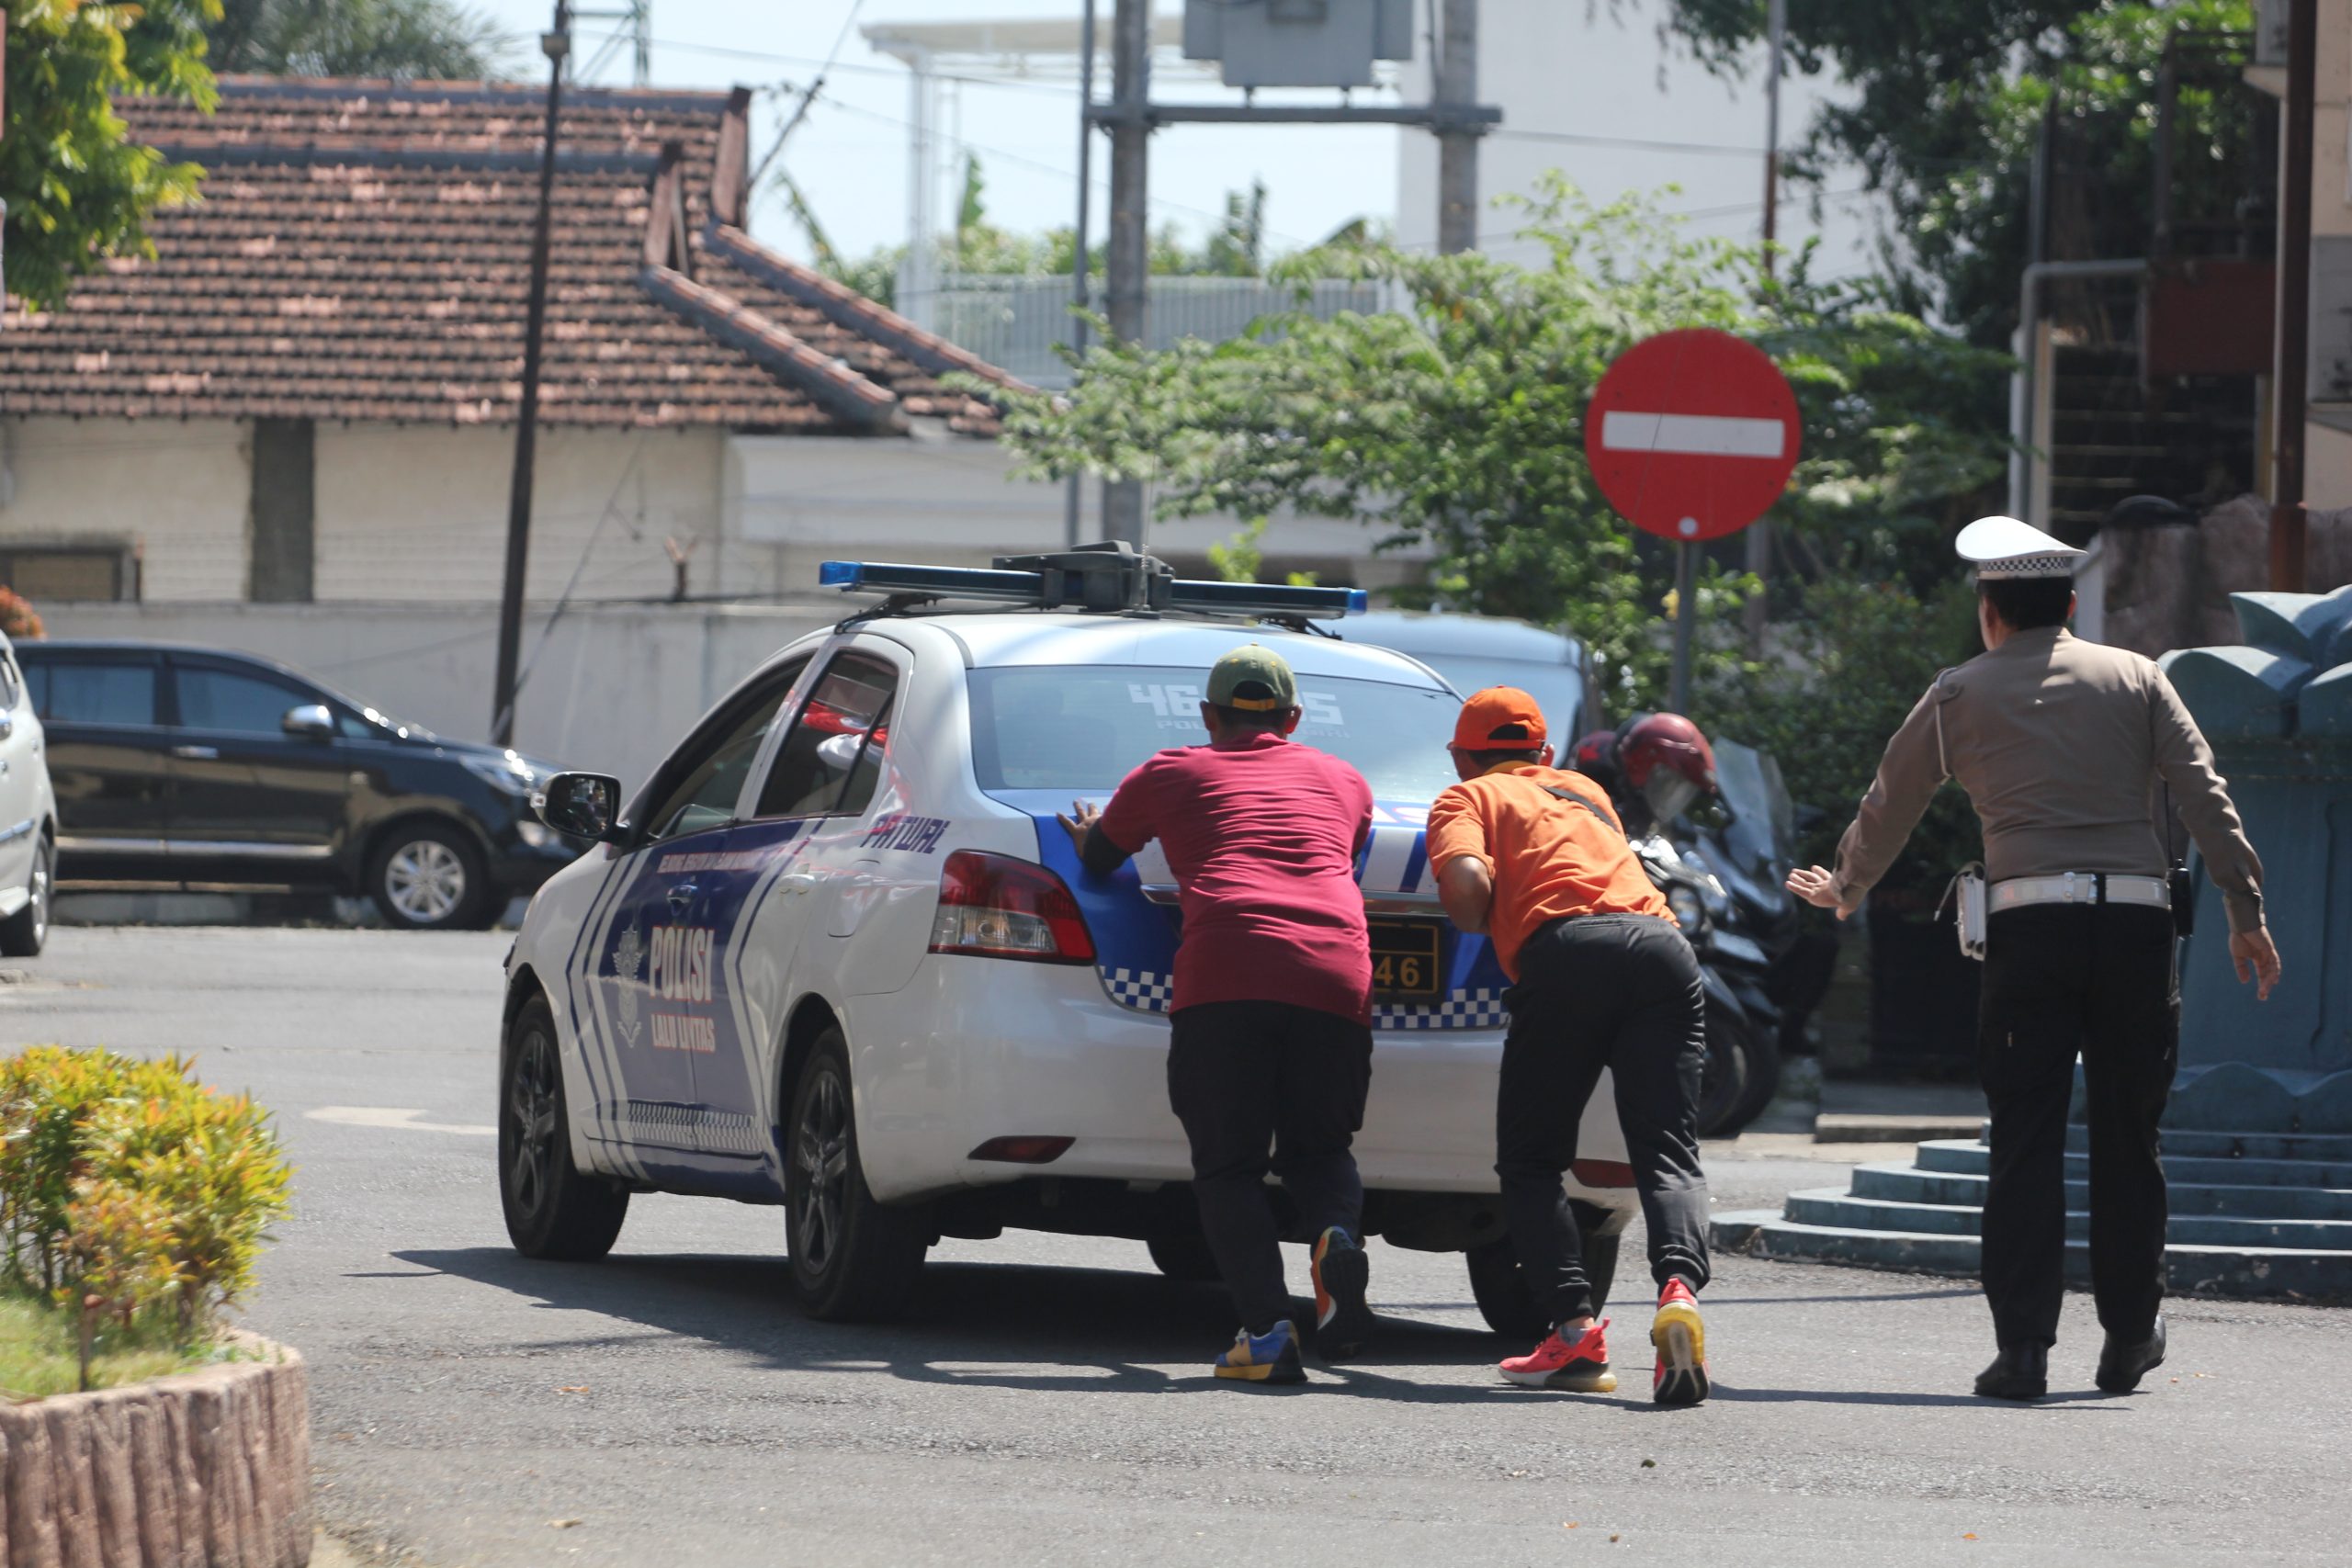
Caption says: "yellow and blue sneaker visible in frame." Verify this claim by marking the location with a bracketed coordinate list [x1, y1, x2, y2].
[1214, 1320, 1306, 1384]
[1310, 1226, 1374, 1360]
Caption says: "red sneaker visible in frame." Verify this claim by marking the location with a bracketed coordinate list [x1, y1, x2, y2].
[1651, 1279, 1709, 1405]
[1498, 1319, 1616, 1393]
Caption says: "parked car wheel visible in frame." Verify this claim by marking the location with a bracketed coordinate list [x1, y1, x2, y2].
[784, 1028, 929, 1322]
[0, 835, 51, 959]
[1145, 1232, 1222, 1283]
[370, 821, 492, 931]
[500, 996, 629, 1260]
[1465, 1207, 1621, 1340]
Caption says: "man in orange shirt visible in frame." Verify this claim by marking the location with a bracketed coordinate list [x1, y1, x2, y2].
[1427, 688, 1713, 1405]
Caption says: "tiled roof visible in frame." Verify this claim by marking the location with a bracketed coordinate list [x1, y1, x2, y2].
[0, 77, 1024, 433]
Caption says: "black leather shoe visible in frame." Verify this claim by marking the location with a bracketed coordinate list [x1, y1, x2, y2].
[1973, 1343, 2048, 1401]
[2096, 1314, 2166, 1393]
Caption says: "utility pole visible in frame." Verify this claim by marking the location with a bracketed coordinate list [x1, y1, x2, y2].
[2272, 0, 2315, 592]
[1065, 0, 1099, 548]
[1102, 0, 1150, 544]
[1435, 0, 1479, 254]
[492, 0, 571, 749]
[1745, 0, 1786, 658]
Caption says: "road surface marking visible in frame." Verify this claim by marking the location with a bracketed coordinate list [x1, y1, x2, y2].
[307, 1106, 495, 1137]
[1599, 411, 1785, 458]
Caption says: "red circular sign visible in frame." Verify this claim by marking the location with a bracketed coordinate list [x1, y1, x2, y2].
[1584, 328, 1802, 542]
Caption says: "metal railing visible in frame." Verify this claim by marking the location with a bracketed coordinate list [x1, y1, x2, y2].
[907, 273, 1395, 389]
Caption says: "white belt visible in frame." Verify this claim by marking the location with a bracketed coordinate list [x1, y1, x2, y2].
[1990, 872, 2170, 912]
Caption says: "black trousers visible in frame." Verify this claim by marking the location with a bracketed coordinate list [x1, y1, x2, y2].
[1167, 999, 1374, 1334]
[1498, 914, 1712, 1325]
[1978, 903, 2178, 1348]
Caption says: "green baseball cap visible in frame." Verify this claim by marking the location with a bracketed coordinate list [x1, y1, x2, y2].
[1206, 644, 1298, 713]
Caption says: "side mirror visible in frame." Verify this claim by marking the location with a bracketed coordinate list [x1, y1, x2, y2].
[281, 703, 334, 739]
[537, 772, 624, 843]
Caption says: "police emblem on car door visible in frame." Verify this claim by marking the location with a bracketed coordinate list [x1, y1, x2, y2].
[569, 663, 803, 1167]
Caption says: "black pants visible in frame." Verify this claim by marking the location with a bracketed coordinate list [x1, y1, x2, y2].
[1978, 903, 2178, 1348]
[1498, 914, 1712, 1325]
[1167, 999, 1374, 1334]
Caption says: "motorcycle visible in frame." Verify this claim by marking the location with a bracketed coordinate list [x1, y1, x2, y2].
[1632, 829, 1775, 1136]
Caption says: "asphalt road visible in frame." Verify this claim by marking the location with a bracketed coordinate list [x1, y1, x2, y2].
[4, 928, 2346, 1568]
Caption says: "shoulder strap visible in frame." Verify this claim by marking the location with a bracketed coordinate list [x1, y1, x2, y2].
[1517, 774, 1629, 842]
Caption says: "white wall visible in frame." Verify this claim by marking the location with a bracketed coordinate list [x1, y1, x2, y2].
[723, 434, 1434, 593]
[1395, 2, 1878, 278]
[316, 425, 727, 603]
[0, 417, 252, 599]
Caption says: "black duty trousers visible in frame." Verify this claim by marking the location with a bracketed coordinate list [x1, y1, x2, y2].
[1167, 999, 1374, 1334]
[1978, 903, 2178, 1348]
[1498, 914, 1712, 1325]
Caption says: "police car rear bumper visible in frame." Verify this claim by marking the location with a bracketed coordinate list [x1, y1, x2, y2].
[842, 955, 1640, 1215]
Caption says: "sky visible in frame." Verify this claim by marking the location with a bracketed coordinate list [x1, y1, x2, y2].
[466, 1, 1886, 279]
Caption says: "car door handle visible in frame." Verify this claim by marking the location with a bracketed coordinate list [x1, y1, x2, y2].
[170, 745, 220, 761]
[666, 883, 699, 911]
[780, 872, 820, 894]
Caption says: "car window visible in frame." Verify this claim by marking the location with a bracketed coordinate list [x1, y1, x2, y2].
[639, 659, 808, 842]
[0, 655, 19, 713]
[966, 664, 1461, 800]
[755, 652, 899, 820]
[28, 660, 158, 727]
[175, 666, 314, 735]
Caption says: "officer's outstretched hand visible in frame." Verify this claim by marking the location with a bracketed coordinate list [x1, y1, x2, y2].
[1786, 865, 1860, 920]
[2230, 925, 2282, 1002]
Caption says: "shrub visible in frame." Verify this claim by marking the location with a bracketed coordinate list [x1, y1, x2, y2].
[0, 1047, 290, 1355]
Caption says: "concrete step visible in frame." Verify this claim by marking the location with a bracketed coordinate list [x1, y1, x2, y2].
[2079, 1125, 2352, 1165]
[1709, 1212, 2352, 1300]
[1915, 1138, 2352, 1188]
[1849, 1162, 2352, 1219]
[1781, 1188, 2352, 1250]
[1815, 1112, 1984, 1144]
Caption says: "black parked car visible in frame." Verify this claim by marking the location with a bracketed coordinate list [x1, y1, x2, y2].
[16, 641, 581, 930]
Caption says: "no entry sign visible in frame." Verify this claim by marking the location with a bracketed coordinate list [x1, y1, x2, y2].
[1584, 328, 1802, 543]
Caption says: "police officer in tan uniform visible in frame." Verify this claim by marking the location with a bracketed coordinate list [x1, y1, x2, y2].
[1788, 516, 2282, 1402]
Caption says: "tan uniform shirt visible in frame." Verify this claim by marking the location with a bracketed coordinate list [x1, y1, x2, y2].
[1831, 626, 2265, 934]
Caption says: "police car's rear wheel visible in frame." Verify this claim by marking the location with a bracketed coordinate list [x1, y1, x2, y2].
[1465, 1214, 1622, 1340]
[1145, 1233, 1221, 1283]
[785, 1029, 929, 1322]
[1695, 1005, 1751, 1137]
[501, 997, 629, 1259]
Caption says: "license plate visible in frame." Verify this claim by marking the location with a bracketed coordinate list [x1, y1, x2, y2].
[1367, 918, 1442, 999]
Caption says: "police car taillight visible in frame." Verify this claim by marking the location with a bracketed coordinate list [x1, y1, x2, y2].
[929, 851, 1097, 964]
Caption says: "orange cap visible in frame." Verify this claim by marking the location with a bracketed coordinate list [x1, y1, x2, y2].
[1451, 686, 1548, 751]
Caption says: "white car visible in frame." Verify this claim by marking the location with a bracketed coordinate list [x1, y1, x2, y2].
[498, 554, 1635, 1333]
[0, 633, 57, 958]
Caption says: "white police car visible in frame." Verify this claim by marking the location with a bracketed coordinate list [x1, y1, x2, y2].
[498, 547, 1635, 1333]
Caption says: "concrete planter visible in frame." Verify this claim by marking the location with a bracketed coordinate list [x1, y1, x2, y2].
[0, 1333, 309, 1568]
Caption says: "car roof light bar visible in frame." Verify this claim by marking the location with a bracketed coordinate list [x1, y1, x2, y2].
[820, 548, 1368, 620]
[1165, 580, 1368, 618]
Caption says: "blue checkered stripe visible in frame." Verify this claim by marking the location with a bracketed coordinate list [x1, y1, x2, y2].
[1095, 969, 1505, 1031]
[1101, 967, 1175, 1013]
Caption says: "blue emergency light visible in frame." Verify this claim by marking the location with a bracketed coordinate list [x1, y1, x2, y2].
[819, 547, 1367, 620]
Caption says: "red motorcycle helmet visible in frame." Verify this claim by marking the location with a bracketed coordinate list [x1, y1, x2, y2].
[1618, 712, 1718, 825]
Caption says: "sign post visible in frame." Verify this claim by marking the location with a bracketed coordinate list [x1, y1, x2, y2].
[1584, 328, 1803, 713]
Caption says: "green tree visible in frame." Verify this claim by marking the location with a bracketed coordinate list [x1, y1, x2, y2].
[3, 0, 218, 313]
[207, 0, 507, 78]
[1648, 1, 2259, 344]
[972, 180, 2010, 714]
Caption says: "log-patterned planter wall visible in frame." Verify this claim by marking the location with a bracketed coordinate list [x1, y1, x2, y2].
[0, 1336, 309, 1568]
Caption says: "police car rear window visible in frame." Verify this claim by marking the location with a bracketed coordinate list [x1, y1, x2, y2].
[967, 666, 1460, 798]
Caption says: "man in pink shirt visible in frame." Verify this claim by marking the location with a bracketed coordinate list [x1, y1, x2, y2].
[1061, 644, 1375, 1385]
